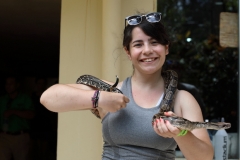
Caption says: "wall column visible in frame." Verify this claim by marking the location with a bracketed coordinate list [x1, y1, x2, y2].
[58, 0, 156, 159]
[102, 0, 122, 81]
[58, 0, 103, 160]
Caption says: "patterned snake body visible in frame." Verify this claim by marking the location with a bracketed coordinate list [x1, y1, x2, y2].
[76, 75, 122, 118]
[76, 75, 122, 93]
[160, 116, 230, 130]
[76, 70, 231, 131]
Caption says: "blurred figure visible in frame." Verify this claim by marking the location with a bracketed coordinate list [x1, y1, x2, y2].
[226, 107, 237, 133]
[0, 76, 34, 160]
[29, 77, 57, 160]
[0, 77, 5, 96]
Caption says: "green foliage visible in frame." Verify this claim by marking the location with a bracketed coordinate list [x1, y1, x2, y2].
[158, 0, 238, 121]
[224, 0, 238, 12]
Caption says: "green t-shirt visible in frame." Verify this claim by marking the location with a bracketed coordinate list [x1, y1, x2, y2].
[0, 93, 34, 132]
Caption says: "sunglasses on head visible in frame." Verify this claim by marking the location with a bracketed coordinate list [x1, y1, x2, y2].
[125, 12, 162, 26]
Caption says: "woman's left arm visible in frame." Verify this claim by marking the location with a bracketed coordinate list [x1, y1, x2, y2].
[174, 90, 213, 160]
[153, 90, 214, 160]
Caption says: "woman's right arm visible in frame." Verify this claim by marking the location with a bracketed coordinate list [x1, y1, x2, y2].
[40, 84, 129, 113]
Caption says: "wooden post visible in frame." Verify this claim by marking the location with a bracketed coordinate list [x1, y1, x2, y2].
[219, 12, 238, 48]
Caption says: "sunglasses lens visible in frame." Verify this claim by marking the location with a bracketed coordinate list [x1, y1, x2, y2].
[127, 16, 142, 25]
[146, 13, 161, 22]
[125, 12, 161, 26]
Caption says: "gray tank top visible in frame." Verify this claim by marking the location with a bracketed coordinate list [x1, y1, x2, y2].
[102, 77, 177, 160]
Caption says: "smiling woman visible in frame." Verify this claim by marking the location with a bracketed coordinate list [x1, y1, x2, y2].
[125, 27, 168, 76]
[40, 11, 214, 160]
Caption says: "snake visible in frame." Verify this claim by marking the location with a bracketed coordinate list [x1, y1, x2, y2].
[76, 70, 231, 131]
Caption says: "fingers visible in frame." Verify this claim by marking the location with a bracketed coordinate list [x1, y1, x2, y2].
[98, 91, 129, 112]
[153, 118, 180, 138]
[165, 120, 180, 135]
[124, 96, 130, 103]
[110, 94, 129, 112]
[164, 111, 177, 117]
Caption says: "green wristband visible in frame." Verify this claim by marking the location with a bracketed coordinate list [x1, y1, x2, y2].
[177, 130, 188, 136]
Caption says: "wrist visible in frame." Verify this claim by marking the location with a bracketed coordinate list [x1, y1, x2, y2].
[174, 130, 190, 139]
[91, 90, 101, 108]
[177, 130, 188, 136]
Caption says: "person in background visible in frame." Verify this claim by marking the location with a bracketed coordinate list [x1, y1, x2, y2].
[40, 12, 213, 160]
[29, 77, 57, 160]
[0, 75, 35, 160]
[226, 107, 237, 133]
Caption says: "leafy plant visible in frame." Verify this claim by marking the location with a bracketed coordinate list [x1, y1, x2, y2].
[158, 0, 238, 129]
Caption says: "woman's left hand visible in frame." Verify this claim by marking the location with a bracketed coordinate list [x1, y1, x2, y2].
[152, 111, 181, 138]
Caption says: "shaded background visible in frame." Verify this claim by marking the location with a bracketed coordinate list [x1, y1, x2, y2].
[0, 0, 61, 159]
[0, 0, 238, 159]
[0, 0, 237, 129]
[0, 0, 61, 78]
[158, 0, 238, 133]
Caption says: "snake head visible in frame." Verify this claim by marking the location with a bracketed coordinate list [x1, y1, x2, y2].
[212, 122, 231, 130]
[221, 123, 231, 129]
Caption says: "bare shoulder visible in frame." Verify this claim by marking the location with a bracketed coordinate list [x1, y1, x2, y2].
[175, 89, 196, 102]
[174, 90, 203, 121]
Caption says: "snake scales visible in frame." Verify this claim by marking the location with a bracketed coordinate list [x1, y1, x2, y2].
[76, 70, 231, 131]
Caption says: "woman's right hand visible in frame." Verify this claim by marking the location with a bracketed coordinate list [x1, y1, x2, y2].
[97, 91, 129, 112]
